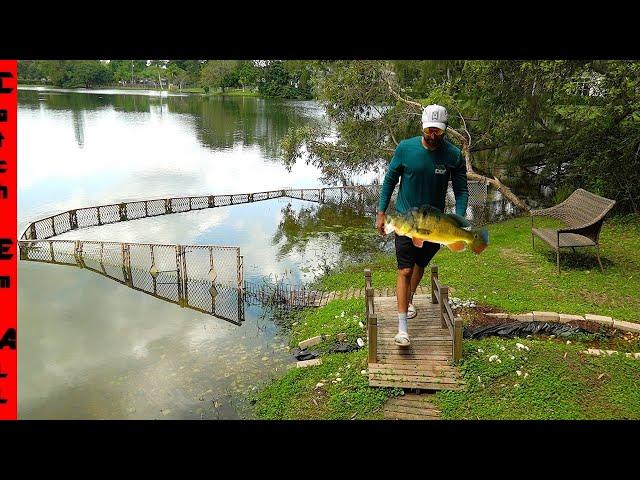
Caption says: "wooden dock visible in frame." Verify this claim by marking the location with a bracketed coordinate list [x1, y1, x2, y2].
[365, 266, 465, 392]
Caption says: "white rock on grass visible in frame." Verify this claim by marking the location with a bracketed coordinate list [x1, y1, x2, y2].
[358, 321, 365, 329]
[516, 370, 522, 376]
[357, 338, 365, 348]
[315, 382, 324, 389]
[489, 355, 499, 362]
[516, 343, 530, 351]
[477, 348, 484, 353]
[361, 370, 367, 375]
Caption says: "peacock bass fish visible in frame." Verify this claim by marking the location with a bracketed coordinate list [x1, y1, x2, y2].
[384, 205, 489, 254]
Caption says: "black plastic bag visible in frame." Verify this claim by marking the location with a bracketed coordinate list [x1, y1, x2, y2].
[464, 321, 592, 340]
[293, 348, 319, 361]
[327, 342, 359, 354]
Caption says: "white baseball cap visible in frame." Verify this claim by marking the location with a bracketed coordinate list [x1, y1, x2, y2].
[422, 104, 448, 130]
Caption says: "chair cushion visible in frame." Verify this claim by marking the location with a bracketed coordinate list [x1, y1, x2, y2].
[532, 228, 597, 248]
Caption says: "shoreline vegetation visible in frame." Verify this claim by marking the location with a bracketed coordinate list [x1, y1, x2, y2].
[18, 82, 263, 98]
[251, 214, 640, 420]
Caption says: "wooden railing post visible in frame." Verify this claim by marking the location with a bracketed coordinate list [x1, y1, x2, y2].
[364, 268, 372, 318]
[440, 285, 448, 329]
[454, 316, 463, 362]
[368, 314, 377, 363]
[431, 265, 438, 304]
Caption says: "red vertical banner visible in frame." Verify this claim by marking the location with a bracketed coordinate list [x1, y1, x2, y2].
[0, 60, 17, 420]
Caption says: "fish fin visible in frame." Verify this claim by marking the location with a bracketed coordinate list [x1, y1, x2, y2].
[411, 237, 425, 248]
[446, 241, 466, 252]
[448, 213, 471, 229]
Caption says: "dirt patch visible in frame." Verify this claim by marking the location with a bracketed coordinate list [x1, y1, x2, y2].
[455, 305, 506, 328]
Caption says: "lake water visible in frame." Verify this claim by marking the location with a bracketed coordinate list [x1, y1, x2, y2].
[17, 87, 382, 419]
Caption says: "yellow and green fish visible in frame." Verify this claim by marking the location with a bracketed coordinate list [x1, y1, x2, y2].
[384, 205, 489, 254]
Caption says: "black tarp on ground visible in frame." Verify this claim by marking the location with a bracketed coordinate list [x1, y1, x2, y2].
[464, 321, 593, 339]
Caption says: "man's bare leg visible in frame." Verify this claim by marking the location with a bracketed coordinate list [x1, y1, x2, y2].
[395, 267, 412, 346]
[396, 267, 412, 314]
[409, 264, 425, 304]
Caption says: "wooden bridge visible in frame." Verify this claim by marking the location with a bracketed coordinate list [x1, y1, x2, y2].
[364, 266, 465, 393]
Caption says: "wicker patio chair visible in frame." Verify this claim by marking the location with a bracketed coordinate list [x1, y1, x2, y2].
[531, 188, 616, 273]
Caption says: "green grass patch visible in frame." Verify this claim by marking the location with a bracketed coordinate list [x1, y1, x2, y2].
[434, 337, 640, 419]
[211, 89, 260, 97]
[251, 298, 400, 420]
[314, 214, 640, 322]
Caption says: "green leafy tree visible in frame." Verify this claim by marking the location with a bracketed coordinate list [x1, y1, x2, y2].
[280, 60, 640, 213]
[200, 60, 238, 92]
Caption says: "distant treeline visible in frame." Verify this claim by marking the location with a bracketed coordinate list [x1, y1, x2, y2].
[18, 60, 315, 99]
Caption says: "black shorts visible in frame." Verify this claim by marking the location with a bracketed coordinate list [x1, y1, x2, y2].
[394, 234, 441, 270]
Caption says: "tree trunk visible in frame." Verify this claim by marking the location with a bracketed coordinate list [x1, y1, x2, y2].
[447, 127, 530, 212]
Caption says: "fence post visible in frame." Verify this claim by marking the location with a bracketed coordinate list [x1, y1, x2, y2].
[208, 195, 215, 208]
[69, 210, 78, 230]
[118, 203, 126, 222]
[176, 245, 185, 307]
[122, 243, 132, 287]
[440, 285, 448, 329]
[97, 207, 102, 226]
[454, 317, 463, 362]
[29, 224, 36, 240]
[165, 199, 172, 214]
[431, 265, 438, 304]
[51, 217, 56, 236]
[74, 240, 85, 268]
[365, 269, 372, 310]
[320, 188, 325, 204]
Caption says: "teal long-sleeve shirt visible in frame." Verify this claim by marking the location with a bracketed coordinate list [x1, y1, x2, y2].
[378, 136, 469, 217]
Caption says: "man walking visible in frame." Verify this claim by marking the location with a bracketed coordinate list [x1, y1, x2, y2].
[375, 104, 469, 346]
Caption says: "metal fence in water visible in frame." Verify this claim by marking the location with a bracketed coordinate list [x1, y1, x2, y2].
[18, 182, 494, 314]
[19, 240, 245, 325]
[19, 182, 490, 242]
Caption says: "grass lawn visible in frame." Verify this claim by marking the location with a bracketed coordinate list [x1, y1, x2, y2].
[314, 214, 640, 322]
[435, 336, 640, 419]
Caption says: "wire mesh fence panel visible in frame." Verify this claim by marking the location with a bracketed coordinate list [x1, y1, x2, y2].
[171, 197, 190, 213]
[268, 190, 283, 199]
[76, 207, 100, 229]
[98, 242, 125, 282]
[50, 240, 77, 266]
[128, 243, 155, 293]
[211, 284, 244, 325]
[146, 199, 165, 217]
[53, 212, 72, 236]
[444, 181, 488, 226]
[126, 201, 147, 220]
[190, 196, 209, 210]
[301, 189, 320, 202]
[98, 204, 120, 225]
[231, 193, 249, 205]
[253, 191, 269, 202]
[19, 240, 52, 262]
[79, 241, 106, 274]
[148, 244, 180, 303]
[215, 195, 231, 207]
[34, 218, 55, 239]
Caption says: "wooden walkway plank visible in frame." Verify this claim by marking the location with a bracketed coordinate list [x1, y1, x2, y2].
[368, 293, 463, 392]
